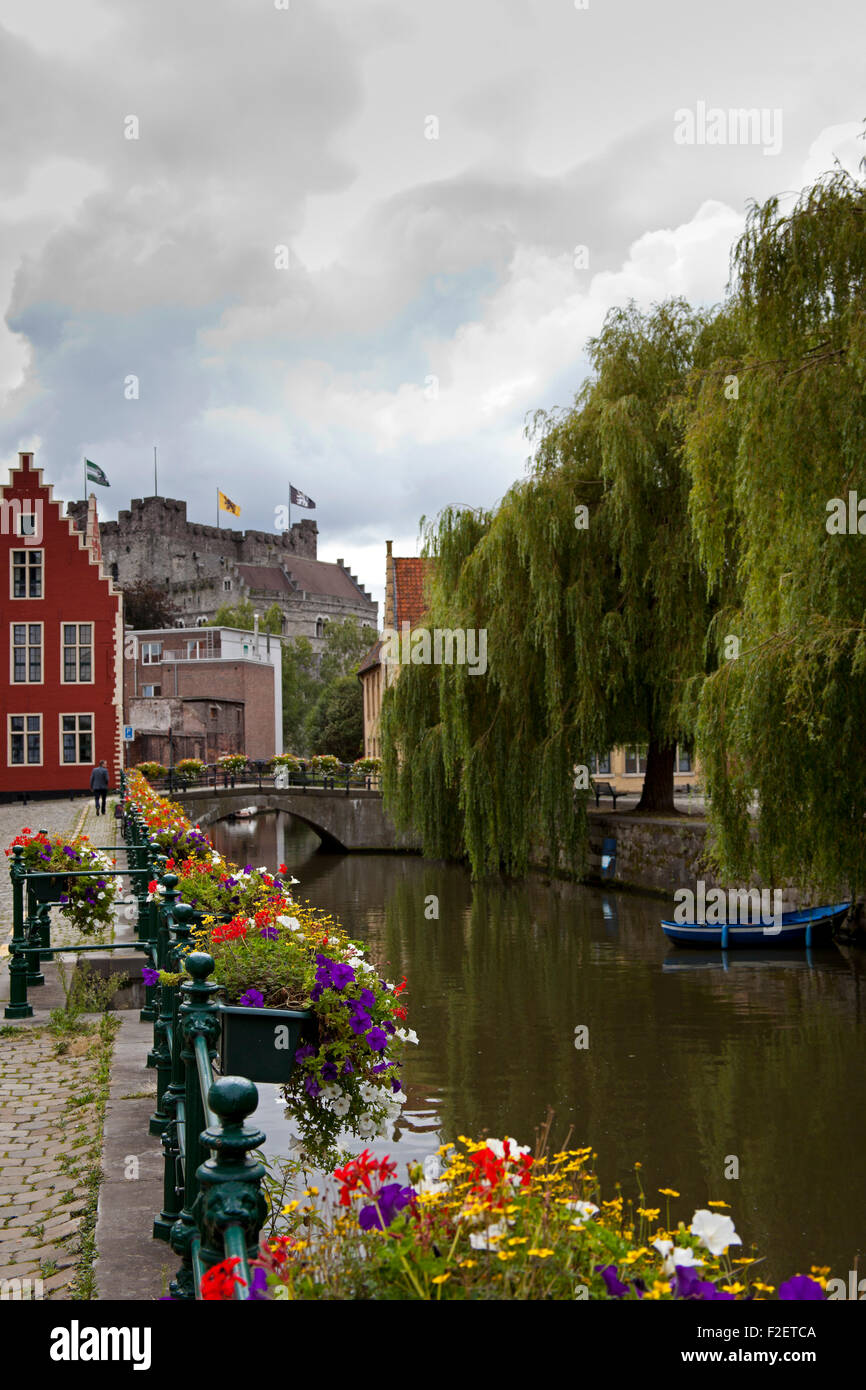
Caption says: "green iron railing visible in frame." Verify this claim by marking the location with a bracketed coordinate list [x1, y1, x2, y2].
[3, 783, 270, 1300]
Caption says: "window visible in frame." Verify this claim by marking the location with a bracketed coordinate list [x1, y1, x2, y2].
[142, 684, 161, 698]
[8, 714, 42, 766]
[677, 746, 692, 773]
[624, 745, 648, 775]
[223, 578, 232, 591]
[141, 641, 162, 665]
[61, 714, 93, 764]
[591, 752, 612, 776]
[16, 510, 39, 539]
[11, 550, 42, 598]
[62, 623, 93, 682]
[315, 617, 325, 639]
[11, 623, 42, 683]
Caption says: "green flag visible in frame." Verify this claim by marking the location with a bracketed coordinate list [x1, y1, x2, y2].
[85, 459, 110, 487]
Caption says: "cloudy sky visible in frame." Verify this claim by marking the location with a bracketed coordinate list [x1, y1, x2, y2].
[1, 0, 863, 614]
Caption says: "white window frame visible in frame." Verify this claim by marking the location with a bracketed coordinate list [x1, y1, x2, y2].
[10, 548, 43, 600]
[141, 641, 163, 665]
[10, 621, 43, 685]
[60, 621, 94, 685]
[59, 712, 94, 765]
[624, 744, 648, 776]
[141, 684, 161, 698]
[8, 713, 43, 767]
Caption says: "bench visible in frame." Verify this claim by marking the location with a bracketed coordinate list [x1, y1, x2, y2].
[593, 781, 619, 809]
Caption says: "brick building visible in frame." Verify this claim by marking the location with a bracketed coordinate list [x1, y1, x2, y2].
[68, 495, 377, 646]
[124, 625, 282, 766]
[0, 452, 122, 799]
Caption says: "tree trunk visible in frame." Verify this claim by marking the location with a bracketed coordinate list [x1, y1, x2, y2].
[635, 738, 677, 813]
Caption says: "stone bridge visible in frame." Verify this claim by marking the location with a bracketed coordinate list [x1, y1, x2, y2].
[171, 784, 419, 853]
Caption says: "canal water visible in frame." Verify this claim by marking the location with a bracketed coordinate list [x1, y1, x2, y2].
[211, 810, 866, 1287]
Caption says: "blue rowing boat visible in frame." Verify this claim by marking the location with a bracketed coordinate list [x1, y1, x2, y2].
[661, 902, 850, 948]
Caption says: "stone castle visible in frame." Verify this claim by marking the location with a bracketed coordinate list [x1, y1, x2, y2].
[68, 495, 377, 644]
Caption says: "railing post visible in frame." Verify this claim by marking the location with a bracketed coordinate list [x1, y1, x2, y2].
[25, 904, 45, 987]
[153, 902, 195, 1239]
[169, 951, 222, 1300]
[5, 847, 33, 1019]
[147, 871, 176, 1111]
[196, 1077, 267, 1293]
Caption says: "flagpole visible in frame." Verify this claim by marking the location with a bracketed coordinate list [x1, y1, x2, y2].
[83, 457, 86, 504]
[154, 445, 158, 496]
[217, 488, 220, 529]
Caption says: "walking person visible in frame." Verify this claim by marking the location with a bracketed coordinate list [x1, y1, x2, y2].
[90, 760, 109, 815]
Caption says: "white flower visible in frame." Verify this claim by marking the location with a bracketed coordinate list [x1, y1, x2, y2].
[320, 1084, 341, 1102]
[469, 1220, 509, 1251]
[277, 916, 301, 933]
[97, 892, 106, 900]
[356, 960, 377, 974]
[485, 1137, 530, 1161]
[357, 1114, 377, 1138]
[690, 1209, 741, 1257]
[652, 1238, 705, 1276]
[331, 1094, 351, 1119]
[565, 1200, 599, 1226]
[359, 1082, 379, 1104]
[395, 1028, 419, 1046]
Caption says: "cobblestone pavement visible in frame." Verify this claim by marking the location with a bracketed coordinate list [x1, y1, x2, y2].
[0, 796, 126, 1300]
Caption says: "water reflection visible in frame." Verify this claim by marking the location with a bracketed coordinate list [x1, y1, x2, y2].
[210, 810, 866, 1285]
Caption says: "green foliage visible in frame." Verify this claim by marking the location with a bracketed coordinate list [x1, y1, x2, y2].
[680, 166, 866, 894]
[282, 636, 319, 753]
[383, 301, 718, 874]
[318, 616, 379, 685]
[174, 757, 205, 781]
[305, 677, 363, 763]
[211, 600, 283, 634]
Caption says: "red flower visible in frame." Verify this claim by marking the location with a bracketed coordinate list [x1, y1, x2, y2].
[279, 863, 289, 875]
[393, 1006, 407, 1021]
[393, 976, 408, 997]
[200, 1256, 246, 1300]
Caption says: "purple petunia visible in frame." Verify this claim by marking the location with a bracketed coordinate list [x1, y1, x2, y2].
[671, 1266, 735, 1301]
[239, 988, 264, 1008]
[260, 926, 278, 941]
[342, 1059, 354, 1075]
[778, 1275, 825, 1301]
[358, 988, 376, 1010]
[358, 1183, 414, 1231]
[390, 1077, 402, 1093]
[248, 1267, 269, 1301]
[304, 1075, 322, 1099]
[320, 1061, 338, 1081]
[142, 966, 160, 987]
[366, 1027, 388, 1053]
[349, 1007, 372, 1035]
[295, 1043, 316, 1062]
[595, 1264, 637, 1299]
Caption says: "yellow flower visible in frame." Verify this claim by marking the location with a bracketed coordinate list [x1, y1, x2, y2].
[431, 1273, 451, 1285]
[752, 1281, 775, 1293]
[707, 1200, 730, 1208]
[304, 1186, 319, 1197]
[810, 1265, 830, 1277]
[459, 1259, 477, 1269]
[508, 1237, 528, 1246]
[497, 1251, 517, 1261]
[637, 1208, 660, 1221]
[634, 1162, 642, 1169]
[281, 1201, 299, 1214]
[658, 1188, 680, 1198]
[528, 1248, 554, 1258]
[721, 1282, 746, 1295]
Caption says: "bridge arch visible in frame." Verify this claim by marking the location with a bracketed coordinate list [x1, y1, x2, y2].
[169, 784, 417, 854]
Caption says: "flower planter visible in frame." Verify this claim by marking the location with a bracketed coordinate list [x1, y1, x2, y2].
[219, 1003, 315, 1083]
[26, 873, 69, 904]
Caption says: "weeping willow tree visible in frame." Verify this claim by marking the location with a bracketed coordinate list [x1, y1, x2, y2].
[382, 299, 724, 876]
[681, 166, 866, 896]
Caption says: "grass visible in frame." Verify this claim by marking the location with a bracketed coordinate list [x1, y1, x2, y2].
[66, 1012, 120, 1300]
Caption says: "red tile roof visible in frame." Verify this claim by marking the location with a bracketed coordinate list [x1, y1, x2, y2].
[392, 556, 434, 628]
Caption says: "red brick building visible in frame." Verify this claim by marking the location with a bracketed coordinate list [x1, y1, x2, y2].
[0, 452, 123, 798]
